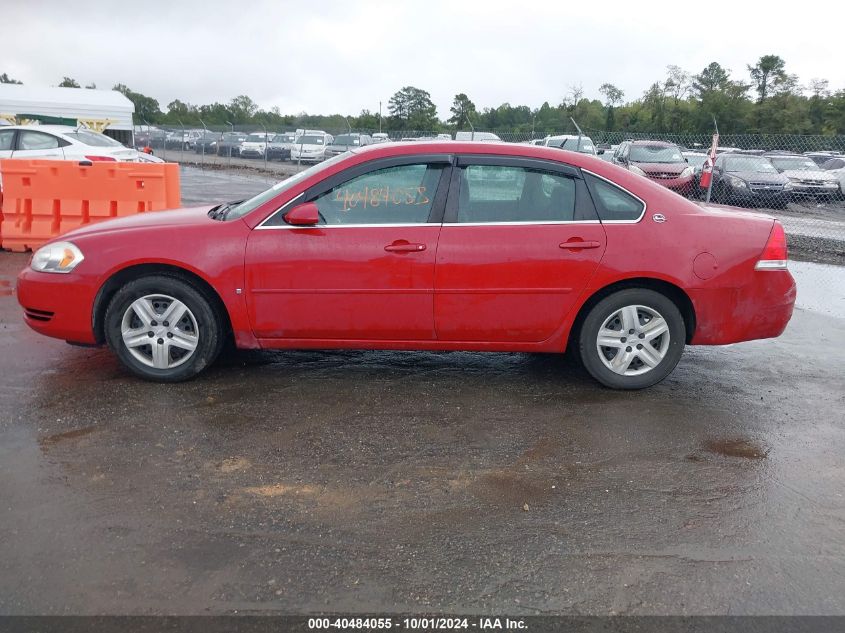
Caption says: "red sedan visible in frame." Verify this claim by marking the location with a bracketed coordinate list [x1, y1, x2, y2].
[17, 142, 795, 389]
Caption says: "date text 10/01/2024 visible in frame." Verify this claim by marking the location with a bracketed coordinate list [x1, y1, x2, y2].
[307, 616, 527, 629]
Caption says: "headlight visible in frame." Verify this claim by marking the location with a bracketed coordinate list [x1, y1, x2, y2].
[629, 164, 646, 176]
[783, 181, 793, 190]
[31, 241, 85, 274]
[728, 176, 747, 189]
[680, 166, 694, 178]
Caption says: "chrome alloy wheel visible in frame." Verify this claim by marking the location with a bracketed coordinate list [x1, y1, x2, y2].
[120, 294, 199, 369]
[596, 304, 670, 376]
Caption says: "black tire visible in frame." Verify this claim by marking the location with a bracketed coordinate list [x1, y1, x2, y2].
[578, 288, 686, 390]
[104, 275, 224, 382]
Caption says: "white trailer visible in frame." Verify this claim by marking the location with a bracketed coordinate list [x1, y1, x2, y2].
[0, 84, 135, 146]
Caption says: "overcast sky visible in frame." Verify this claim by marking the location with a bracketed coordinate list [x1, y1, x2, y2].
[5, 0, 842, 117]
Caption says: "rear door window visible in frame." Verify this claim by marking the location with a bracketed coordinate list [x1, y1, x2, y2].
[456, 165, 577, 223]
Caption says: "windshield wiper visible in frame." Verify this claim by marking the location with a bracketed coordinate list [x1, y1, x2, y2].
[208, 203, 231, 220]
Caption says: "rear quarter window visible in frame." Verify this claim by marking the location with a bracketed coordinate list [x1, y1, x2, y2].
[585, 173, 645, 222]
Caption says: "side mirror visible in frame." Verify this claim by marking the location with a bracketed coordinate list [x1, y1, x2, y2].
[597, 149, 605, 155]
[284, 202, 320, 226]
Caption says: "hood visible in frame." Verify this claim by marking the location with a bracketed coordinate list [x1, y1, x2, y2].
[60, 206, 215, 240]
[632, 161, 688, 175]
[724, 170, 789, 184]
[294, 143, 325, 151]
[780, 169, 838, 182]
[241, 141, 266, 147]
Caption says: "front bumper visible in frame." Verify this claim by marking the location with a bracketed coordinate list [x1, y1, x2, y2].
[725, 186, 792, 205]
[17, 267, 98, 344]
[649, 175, 694, 195]
[789, 183, 840, 196]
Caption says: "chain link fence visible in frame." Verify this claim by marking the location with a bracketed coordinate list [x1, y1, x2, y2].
[134, 124, 845, 265]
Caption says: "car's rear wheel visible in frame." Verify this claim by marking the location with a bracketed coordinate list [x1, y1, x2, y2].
[578, 288, 686, 389]
[104, 275, 223, 382]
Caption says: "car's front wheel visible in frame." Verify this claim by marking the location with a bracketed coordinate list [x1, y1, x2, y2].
[104, 275, 224, 382]
[578, 288, 686, 389]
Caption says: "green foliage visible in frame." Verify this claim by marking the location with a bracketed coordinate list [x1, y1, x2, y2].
[113, 84, 163, 123]
[388, 86, 439, 130]
[88, 54, 845, 137]
[448, 93, 476, 130]
[0, 73, 22, 84]
[58, 77, 80, 88]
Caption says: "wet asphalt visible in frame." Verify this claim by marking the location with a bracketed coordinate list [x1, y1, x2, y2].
[0, 167, 843, 616]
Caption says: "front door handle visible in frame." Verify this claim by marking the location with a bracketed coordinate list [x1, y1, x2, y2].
[559, 240, 601, 250]
[385, 241, 426, 253]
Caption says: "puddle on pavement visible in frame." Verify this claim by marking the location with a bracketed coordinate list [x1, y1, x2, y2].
[704, 438, 769, 459]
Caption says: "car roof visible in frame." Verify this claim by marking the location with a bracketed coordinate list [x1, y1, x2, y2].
[351, 141, 611, 168]
[629, 139, 676, 146]
[3, 124, 80, 134]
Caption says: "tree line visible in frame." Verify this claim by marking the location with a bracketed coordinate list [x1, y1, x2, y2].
[2, 55, 844, 136]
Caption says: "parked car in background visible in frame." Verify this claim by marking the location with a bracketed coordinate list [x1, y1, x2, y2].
[17, 141, 795, 390]
[268, 133, 296, 160]
[543, 134, 597, 155]
[709, 153, 792, 208]
[765, 153, 841, 200]
[216, 132, 247, 157]
[134, 128, 167, 150]
[804, 151, 844, 166]
[820, 157, 845, 196]
[240, 132, 272, 158]
[597, 145, 618, 162]
[371, 133, 390, 144]
[454, 131, 501, 142]
[325, 133, 373, 158]
[682, 151, 707, 193]
[290, 131, 332, 162]
[0, 125, 140, 162]
[166, 129, 201, 150]
[613, 140, 695, 195]
[193, 131, 221, 154]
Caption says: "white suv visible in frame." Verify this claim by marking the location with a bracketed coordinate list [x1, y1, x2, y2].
[0, 125, 140, 162]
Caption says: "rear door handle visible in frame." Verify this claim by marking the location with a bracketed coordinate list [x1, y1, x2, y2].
[559, 240, 601, 250]
[385, 242, 426, 253]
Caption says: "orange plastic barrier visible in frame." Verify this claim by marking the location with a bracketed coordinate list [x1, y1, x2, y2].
[0, 159, 181, 252]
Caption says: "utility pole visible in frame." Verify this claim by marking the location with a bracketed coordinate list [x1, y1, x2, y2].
[378, 101, 382, 133]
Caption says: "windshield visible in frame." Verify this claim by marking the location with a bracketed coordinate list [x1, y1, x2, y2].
[769, 156, 818, 171]
[274, 134, 294, 143]
[724, 156, 778, 173]
[630, 145, 684, 163]
[684, 154, 707, 168]
[64, 130, 124, 147]
[333, 134, 360, 146]
[225, 153, 348, 220]
[246, 134, 267, 142]
[297, 135, 325, 145]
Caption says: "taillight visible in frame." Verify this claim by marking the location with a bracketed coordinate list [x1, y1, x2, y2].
[755, 221, 788, 270]
[84, 155, 117, 162]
